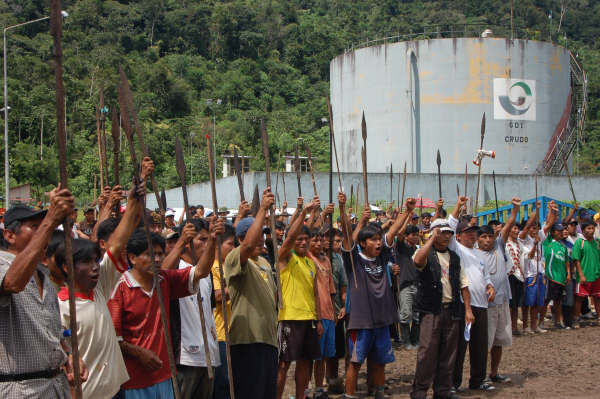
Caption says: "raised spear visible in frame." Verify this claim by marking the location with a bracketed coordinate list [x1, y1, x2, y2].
[436, 149, 442, 200]
[389, 163, 393, 205]
[120, 87, 182, 399]
[175, 138, 214, 380]
[250, 185, 260, 217]
[294, 144, 302, 210]
[400, 162, 407, 212]
[96, 106, 105, 190]
[111, 108, 121, 215]
[562, 158, 577, 204]
[119, 66, 164, 215]
[361, 112, 369, 205]
[99, 89, 109, 186]
[305, 144, 318, 198]
[350, 184, 354, 215]
[206, 134, 236, 398]
[50, 2, 82, 397]
[473, 113, 486, 217]
[233, 147, 245, 202]
[328, 96, 357, 288]
[261, 120, 284, 306]
[492, 170, 499, 221]
[160, 189, 167, 214]
[281, 155, 287, 206]
[275, 151, 281, 208]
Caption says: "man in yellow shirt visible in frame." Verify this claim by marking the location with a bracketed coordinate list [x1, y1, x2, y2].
[276, 196, 322, 399]
[212, 224, 236, 399]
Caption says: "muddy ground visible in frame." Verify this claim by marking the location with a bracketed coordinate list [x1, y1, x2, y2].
[283, 323, 600, 398]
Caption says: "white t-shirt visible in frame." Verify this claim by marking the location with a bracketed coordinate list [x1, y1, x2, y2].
[505, 239, 525, 282]
[58, 251, 129, 399]
[448, 216, 493, 309]
[178, 259, 221, 368]
[519, 230, 546, 278]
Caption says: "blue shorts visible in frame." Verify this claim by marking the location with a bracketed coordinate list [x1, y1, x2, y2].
[524, 273, 546, 307]
[318, 319, 336, 359]
[124, 379, 174, 399]
[348, 326, 395, 365]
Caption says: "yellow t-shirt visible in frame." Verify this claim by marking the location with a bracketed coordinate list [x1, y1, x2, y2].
[278, 251, 317, 321]
[211, 261, 232, 342]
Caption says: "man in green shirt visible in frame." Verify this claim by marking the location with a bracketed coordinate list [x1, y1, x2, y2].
[224, 189, 278, 399]
[572, 218, 600, 328]
[542, 223, 570, 328]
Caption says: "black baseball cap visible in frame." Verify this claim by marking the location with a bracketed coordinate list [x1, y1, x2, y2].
[551, 223, 565, 232]
[4, 204, 47, 227]
[456, 220, 478, 234]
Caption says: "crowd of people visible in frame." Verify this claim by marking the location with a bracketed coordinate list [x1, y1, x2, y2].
[1, 156, 599, 399]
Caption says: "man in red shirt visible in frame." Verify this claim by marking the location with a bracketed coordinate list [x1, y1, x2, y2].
[108, 219, 222, 398]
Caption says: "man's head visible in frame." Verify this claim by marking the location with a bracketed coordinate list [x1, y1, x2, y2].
[488, 220, 502, 238]
[410, 214, 419, 225]
[164, 229, 179, 255]
[236, 217, 264, 259]
[220, 223, 236, 260]
[149, 211, 162, 233]
[422, 212, 432, 227]
[308, 229, 323, 256]
[527, 221, 541, 238]
[580, 218, 596, 240]
[331, 229, 343, 253]
[405, 225, 420, 247]
[550, 223, 566, 241]
[508, 223, 520, 240]
[357, 222, 383, 258]
[2, 204, 48, 253]
[165, 209, 176, 227]
[456, 220, 478, 249]
[84, 207, 95, 223]
[294, 225, 311, 257]
[430, 219, 454, 251]
[97, 218, 121, 256]
[567, 220, 578, 235]
[126, 229, 166, 278]
[477, 225, 495, 251]
[275, 221, 286, 242]
[188, 218, 210, 253]
[55, 239, 101, 294]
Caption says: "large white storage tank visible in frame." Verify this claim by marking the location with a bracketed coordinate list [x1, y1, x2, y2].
[330, 37, 573, 175]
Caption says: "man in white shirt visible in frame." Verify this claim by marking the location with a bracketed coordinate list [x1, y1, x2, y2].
[448, 196, 495, 392]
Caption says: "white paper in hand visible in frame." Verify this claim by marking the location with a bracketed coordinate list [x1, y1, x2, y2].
[464, 322, 472, 342]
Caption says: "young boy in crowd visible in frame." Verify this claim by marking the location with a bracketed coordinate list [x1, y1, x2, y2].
[276, 196, 321, 399]
[338, 193, 413, 399]
[572, 217, 600, 328]
[543, 223, 570, 328]
[505, 222, 527, 335]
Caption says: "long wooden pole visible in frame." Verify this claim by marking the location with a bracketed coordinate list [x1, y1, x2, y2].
[174, 138, 214, 381]
[206, 134, 236, 399]
[473, 113, 486, 217]
[50, 2, 82, 397]
[261, 120, 284, 306]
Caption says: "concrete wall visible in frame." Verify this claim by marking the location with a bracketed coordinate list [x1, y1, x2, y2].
[146, 172, 600, 210]
[330, 38, 571, 174]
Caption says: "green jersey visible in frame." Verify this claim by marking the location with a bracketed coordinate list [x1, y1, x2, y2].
[572, 237, 600, 283]
[543, 235, 568, 285]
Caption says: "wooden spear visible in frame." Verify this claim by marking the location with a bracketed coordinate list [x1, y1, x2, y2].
[260, 120, 283, 307]
[206, 134, 236, 398]
[361, 112, 368, 206]
[50, 2, 82, 397]
[436, 149, 442, 200]
[562, 158, 577, 204]
[120, 88, 181, 399]
[233, 147, 245, 202]
[474, 113, 486, 217]
[175, 138, 214, 381]
[96, 106, 105, 190]
[400, 162, 407, 212]
[294, 144, 302, 210]
[327, 96, 357, 288]
[111, 108, 120, 215]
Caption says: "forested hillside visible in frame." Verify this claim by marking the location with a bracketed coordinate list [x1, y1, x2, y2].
[1, 0, 599, 204]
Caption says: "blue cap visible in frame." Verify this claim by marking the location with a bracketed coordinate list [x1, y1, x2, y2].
[551, 223, 565, 232]
[235, 217, 255, 237]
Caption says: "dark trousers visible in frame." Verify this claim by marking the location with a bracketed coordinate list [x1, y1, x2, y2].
[231, 343, 277, 399]
[213, 341, 231, 399]
[453, 306, 488, 389]
[410, 308, 459, 399]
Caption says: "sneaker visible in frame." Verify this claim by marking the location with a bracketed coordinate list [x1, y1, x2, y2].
[490, 374, 512, 383]
[326, 377, 345, 395]
[374, 390, 385, 399]
[572, 321, 580, 329]
[314, 389, 329, 399]
[470, 382, 496, 391]
[555, 322, 567, 330]
[535, 326, 548, 334]
[523, 327, 534, 335]
[582, 311, 594, 320]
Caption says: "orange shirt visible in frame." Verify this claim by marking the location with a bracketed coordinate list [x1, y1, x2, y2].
[309, 253, 336, 321]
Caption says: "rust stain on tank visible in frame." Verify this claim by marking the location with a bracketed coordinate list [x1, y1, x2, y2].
[421, 40, 509, 105]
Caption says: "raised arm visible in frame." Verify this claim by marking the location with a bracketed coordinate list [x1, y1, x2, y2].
[233, 200, 250, 228]
[519, 201, 540, 240]
[289, 197, 304, 226]
[563, 202, 578, 224]
[161, 224, 196, 270]
[500, 197, 521, 243]
[542, 201, 558, 235]
[1, 186, 74, 294]
[385, 198, 416, 243]
[278, 197, 317, 266]
[432, 198, 444, 221]
[241, 188, 274, 265]
[451, 196, 468, 220]
[338, 192, 352, 251]
[352, 204, 371, 244]
[412, 227, 438, 268]
[92, 185, 122, 242]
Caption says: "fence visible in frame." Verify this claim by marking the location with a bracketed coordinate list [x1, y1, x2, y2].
[476, 196, 593, 225]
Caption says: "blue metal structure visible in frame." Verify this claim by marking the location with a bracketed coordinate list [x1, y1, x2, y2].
[476, 196, 594, 225]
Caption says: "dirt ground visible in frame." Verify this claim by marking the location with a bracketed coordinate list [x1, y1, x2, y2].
[283, 323, 600, 398]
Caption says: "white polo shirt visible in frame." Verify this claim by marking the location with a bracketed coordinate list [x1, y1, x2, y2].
[519, 230, 546, 278]
[178, 259, 221, 368]
[58, 251, 129, 399]
[448, 216, 493, 309]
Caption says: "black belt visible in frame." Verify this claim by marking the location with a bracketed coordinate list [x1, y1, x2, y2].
[0, 368, 62, 382]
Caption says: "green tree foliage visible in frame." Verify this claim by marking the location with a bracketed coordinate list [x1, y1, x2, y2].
[0, 0, 598, 204]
